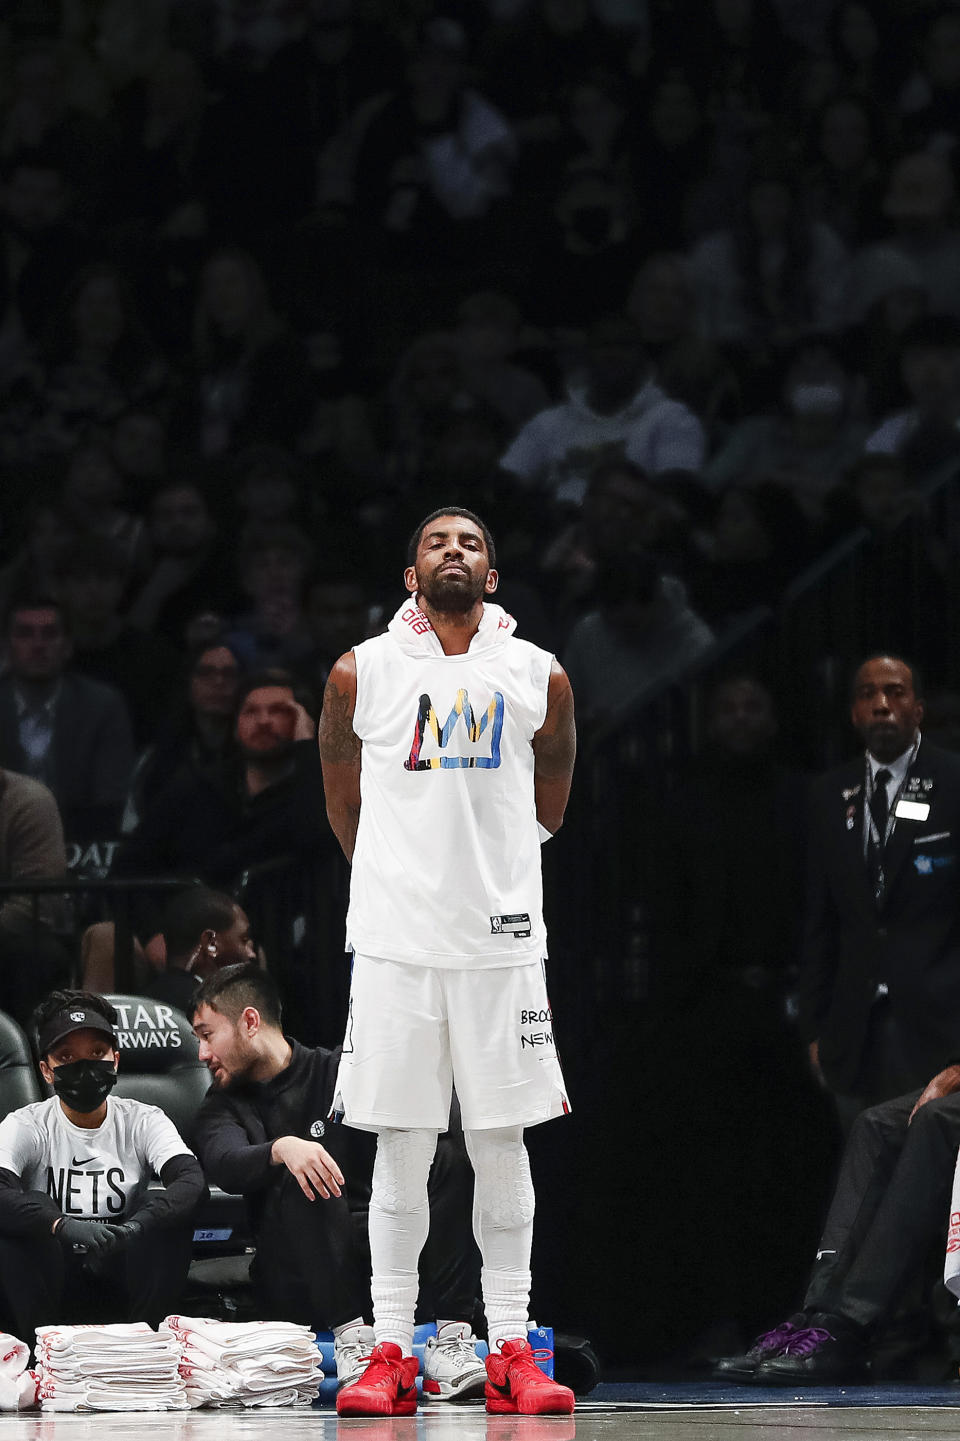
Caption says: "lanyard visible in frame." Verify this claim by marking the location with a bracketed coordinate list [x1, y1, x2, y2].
[862, 737, 920, 874]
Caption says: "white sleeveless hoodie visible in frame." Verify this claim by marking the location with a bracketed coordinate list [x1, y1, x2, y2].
[346, 598, 553, 968]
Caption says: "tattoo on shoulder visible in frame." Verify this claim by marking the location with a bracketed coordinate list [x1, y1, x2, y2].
[319, 679, 361, 764]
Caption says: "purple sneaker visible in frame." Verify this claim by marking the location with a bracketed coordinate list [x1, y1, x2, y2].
[712, 1318, 808, 1381]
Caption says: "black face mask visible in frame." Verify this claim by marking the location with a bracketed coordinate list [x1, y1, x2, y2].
[52, 1060, 117, 1113]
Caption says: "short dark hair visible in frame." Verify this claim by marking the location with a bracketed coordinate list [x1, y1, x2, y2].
[234, 667, 296, 713]
[161, 887, 239, 963]
[406, 507, 496, 568]
[192, 963, 282, 1028]
[233, 667, 316, 720]
[850, 653, 925, 701]
[32, 989, 118, 1058]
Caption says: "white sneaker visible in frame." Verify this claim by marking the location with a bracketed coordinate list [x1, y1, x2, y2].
[422, 1323, 487, 1402]
[334, 1324, 377, 1391]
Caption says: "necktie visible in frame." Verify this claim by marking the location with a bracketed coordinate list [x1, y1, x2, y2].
[870, 769, 891, 838]
[868, 768, 891, 901]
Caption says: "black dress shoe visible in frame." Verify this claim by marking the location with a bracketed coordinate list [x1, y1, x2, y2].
[711, 1317, 809, 1381]
[756, 1326, 869, 1384]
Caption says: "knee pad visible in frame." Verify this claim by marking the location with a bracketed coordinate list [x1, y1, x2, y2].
[372, 1128, 438, 1215]
[465, 1127, 535, 1230]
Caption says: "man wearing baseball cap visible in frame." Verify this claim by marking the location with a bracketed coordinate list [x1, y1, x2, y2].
[0, 989, 205, 1348]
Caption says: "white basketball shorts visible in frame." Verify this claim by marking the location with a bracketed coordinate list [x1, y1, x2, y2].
[331, 953, 571, 1131]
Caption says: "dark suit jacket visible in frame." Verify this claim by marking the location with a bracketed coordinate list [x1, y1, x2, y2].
[0, 672, 135, 842]
[799, 738, 960, 1095]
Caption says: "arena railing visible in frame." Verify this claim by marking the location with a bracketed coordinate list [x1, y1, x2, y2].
[0, 875, 202, 992]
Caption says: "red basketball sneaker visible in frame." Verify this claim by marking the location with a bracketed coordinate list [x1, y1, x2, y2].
[484, 1339, 575, 1415]
[335, 1342, 419, 1416]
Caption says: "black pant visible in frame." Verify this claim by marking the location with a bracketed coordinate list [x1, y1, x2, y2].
[252, 1130, 480, 1329]
[0, 1222, 194, 1347]
[803, 1088, 960, 1332]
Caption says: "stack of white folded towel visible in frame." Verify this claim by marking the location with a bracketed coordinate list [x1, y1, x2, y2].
[35, 1323, 188, 1411]
[164, 1316, 323, 1407]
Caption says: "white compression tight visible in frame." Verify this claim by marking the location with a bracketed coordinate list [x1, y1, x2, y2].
[369, 1128, 438, 1353]
[465, 1126, 535, 1352]
[367, 1124, 535, 1355]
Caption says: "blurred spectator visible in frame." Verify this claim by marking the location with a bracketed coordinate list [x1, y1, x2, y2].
[680, 0, 798, 165]
[383, 330, 480, 490]
[348, 16, 517, 263]
[122, 640, 242, 835]
[38, 262, 170, 450]
[556, 68, 633, 183]
[522, 163, 647, 331]
[626, 251, 740, 438]
[177, 247, 317, 459]
[826, 0, 906, 107]
[842, 247, 927, 421]
[453, 290, 552, 430]
[109, 407, 169, 491]
[233, 444, 305, 537]
[0, 146, 91, 374]
[703, 341, 868, 518]
[243, 0, 405, 232]
[847, 152, 960, 325]
[542, 456, 690, 626]
[800, 93, 887, 249]
[303, 572, 375, 695]
[897, 5, 960, 156]
[58, 433, 149, 573]
[56, 535, 180, 747]
[501, 313, 705, 508]
[627, 67, 729, 249]
[0, 766, 69, 1024]
[687, 155, 848, 363]
[825, 454, 946, 681]
[865, 314, 960, 476]
[830, 454, 928, 540]
[562, 549, 713, 741]
[0, 596, 135, 841]
[687, 480, 811, 624]
[479, 0, 624, 142]
[144, 886, 256, 1014]
[225, 522, 315, 671]
[127, 480, 243, 644]
[112, 668, 332, 946]
[0, 38, 112, 223]
[0, 502, 73, 617]
[105, 45, 207, 238]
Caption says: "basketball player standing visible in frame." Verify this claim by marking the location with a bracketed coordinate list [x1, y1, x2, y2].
[318, 506, 576, 1416]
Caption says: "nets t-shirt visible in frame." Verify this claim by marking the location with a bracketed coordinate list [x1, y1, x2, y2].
[0, 1095, 192, 1219]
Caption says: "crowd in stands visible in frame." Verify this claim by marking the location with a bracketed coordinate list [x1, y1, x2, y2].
[2, 0, 960, 1374]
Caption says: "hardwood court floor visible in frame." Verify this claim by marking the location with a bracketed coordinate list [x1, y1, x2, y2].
[5, 1383, 960, 1441]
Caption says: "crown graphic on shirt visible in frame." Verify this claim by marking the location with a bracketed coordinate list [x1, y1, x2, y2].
[405, 688, 505, 770]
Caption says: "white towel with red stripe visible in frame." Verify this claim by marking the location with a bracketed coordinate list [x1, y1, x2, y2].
[164, 1316, 322, 1407]
[35, 1323, 187, 1411]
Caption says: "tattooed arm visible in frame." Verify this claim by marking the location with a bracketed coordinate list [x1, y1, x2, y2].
[532, 661, 576, 835]
[318, 652, 362, 862]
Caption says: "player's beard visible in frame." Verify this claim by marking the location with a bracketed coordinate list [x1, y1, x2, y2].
[418, 566, 487, 613]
